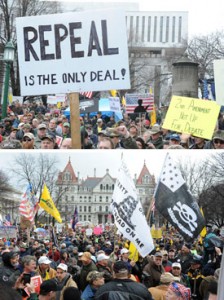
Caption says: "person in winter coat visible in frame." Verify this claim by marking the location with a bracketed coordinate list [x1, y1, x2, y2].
[0, 251, 21, 286]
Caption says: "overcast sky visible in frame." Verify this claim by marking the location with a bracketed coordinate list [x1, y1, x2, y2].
[0, 150, 213, 189]
[57, 0, 224, 36]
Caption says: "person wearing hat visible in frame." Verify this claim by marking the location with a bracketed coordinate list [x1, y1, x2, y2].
[40, 135, 55, 149]
[94, 260, 153, 300]
[62, 122, 71, 139]
[149, 272, 180, 300]
[16, 123, 33, 141]
[189, 135, 206, 149]
[81, 271, 105, 300]
[0, 251, 21, 286]
[176, 244, 194, 274]
[22, 132, 35, 149]
[169, 133, 181, 147]
[212, 129, 224, 149]
[85, 124, 98, 148]
[187, 255, 204, 300]
[147, 125, 164, 149]
[37, 256, 56, 281]
[168, 249, 177, 263]
[55, 263, 78, 300]
[97, 137, 115, 149]
[143, 252, 165, 288]
[105, 129, 124, 149]
[79, 252, 97, 291]
[171, 263, 190, 288]
[96, 254, 113, 283]
[161, 250, 172, 272]
[34, 123, 48, 149]
[166, 282, 191, 300]
[93, 118, 106, 135]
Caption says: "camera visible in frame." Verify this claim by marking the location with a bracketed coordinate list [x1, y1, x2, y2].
[22, 273, 31, 284]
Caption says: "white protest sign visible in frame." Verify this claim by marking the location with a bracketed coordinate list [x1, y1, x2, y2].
[214, 60, 224, 106]
[109, 97, 121, 112]
[16, 9, 130, 96]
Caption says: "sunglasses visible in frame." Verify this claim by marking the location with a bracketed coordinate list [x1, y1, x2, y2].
[213, 139, 224, 144]
[23, 138, 32, 142]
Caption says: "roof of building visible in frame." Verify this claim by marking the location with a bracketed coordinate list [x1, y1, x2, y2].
[57, 158, 78, 184]
[136, 161, 155, 185]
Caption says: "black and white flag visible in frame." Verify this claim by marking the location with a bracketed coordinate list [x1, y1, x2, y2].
[154, 154, 205, 242]
[111, 159, 154, 257]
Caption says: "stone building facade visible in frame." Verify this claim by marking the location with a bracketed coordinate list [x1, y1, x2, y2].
[56, 159, 155, 225]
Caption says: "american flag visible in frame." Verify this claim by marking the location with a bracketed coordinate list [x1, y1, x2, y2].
[80, 91, 93, 99]
[19, 183, 39, 222]
[3, 214, 11, 226]
[125, 93, 154, 114]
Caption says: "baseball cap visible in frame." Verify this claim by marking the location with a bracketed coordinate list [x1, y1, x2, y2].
[120, 248, 129, 255]
[170, 133, 181, 141]
[23, 133, 34, 140]
[40, 279, 58, 295]
[87, 271, 104, 283]
[80, 252, 92, 262]
[160, 272, 180, 284]
[63, 122, 70, 128]
[154, 252, 163, 257]
[57, 263, 68, 272]
[97, 254, 110, 262]
[38, 256, 52, 265]
[172, 262, 181, 269]
[38, 123, 47, 130]
[41, 135, 54, 142]
[97, 118, 103, 123]
[23, 123, 31, 129]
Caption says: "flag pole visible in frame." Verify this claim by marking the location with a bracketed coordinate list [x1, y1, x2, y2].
[146, 196, 155, 222]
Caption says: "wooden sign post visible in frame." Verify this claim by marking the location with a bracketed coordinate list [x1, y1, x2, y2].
[69, 92, 81, 149]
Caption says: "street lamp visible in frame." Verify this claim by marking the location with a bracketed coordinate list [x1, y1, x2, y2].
[2, 41, 15, 119]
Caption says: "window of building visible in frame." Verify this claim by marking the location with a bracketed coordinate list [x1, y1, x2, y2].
[106, 196, 109, 202]
[79, 215, 82, 221]
[112, 184, 114, 190]
[106, 184, 109, 190]
[79, 206, 82, 212]
[172, 17, 176, 42]
[99, 196, 102, 202]
[147, 16, 151, 42]
[141, 16, 145, 42]
[99, 206, 102, 212]
[136, 16, 139, 42]
[160, 16, 163, 42]
[88, 206, 91, 212]
[178, 16, 182, 43]
[166, 16, 169, 42]
[153, 16, 157, 42]
[71, 196, 74, 201]
[84, 215, 86, 221]
[100, 184, 103, 190]
[89, 196, 91, 201]
[84, 206, 87, 212]
[88, 215, 91, 221]
[105, 206, 108, 212]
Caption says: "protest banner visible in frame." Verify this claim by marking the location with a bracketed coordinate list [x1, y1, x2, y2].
[214, 59, 224, 106]
[162, 96, 220, 140]
[0, 226, 17, 239]
[108, 97, 121, 112]
[16, 9, 130, 96]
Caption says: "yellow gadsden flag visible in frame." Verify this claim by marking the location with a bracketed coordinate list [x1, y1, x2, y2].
[39, 184, 62, 223]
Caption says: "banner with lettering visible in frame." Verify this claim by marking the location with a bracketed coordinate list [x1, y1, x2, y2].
[16, 9, 130, 95]
[162, 96, 220, 140]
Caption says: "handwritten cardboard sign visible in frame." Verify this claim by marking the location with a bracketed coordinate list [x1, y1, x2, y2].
[16, 9, 130, 96]
[162, 96, 220, 140]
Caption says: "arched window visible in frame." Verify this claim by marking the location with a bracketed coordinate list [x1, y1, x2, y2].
[84, 206, 87, 212]
[100, 184, 103, 190]
[105, 206, 108, 212]
[112, 184, 114, 190]
[99, 196, 102, 202]
[106, 184, 109, 190]
[88, 215, 91, 221]
[88, 206, 91, 212]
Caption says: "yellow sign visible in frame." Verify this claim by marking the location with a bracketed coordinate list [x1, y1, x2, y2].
[151, 227, 162, 239]
[162, 96, 220, 140]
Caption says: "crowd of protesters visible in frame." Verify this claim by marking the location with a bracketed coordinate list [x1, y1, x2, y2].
[0, 226, 223, 300]
[0, 100, 224, 149]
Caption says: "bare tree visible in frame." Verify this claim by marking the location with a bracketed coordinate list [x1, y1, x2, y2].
[187, 31, 224, 79]
[9, 153, 68, 224]
[0, 0, 62, 95]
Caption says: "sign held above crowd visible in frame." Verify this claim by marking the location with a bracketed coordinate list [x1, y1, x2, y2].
[16, 9, 130, 96]
[162, 96, 220, 140]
